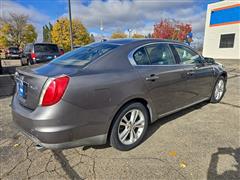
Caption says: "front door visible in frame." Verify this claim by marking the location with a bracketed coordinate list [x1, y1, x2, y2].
[171, 44, 214, 104]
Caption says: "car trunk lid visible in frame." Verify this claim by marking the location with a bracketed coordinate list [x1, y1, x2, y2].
[15, 64, 81, 110]
[15, 66, 49, 110]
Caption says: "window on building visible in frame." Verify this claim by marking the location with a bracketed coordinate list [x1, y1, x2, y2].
[219, 34, 235, 48]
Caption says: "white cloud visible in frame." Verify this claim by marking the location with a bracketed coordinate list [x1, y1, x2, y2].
[63, 0, 205, 34]
[0, 0, 51, 41]
[0, 0, 207, 44]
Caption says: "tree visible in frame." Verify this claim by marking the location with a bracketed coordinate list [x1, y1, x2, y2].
[152, 19, 192, 42]
[51, 18, 91, 51]
[43, 23, 53, 42]
[145, 33, 152, 38]
[0, 13, 37, 48]
[111, 32, 127, 39]
[132, 33, 145, 38]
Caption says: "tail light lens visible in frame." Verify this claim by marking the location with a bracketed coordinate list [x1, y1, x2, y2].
[31, 52, 36, 59]
[40, 76, 69, 106]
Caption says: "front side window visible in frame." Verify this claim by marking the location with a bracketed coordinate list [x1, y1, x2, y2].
[173, 45, 202, 65]
[51, 43, 119, 66]
[145, 44, 175, 65]
[219, 34, 235, 48]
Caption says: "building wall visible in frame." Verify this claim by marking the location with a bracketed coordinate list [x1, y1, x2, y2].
[203, 0, 240, 60]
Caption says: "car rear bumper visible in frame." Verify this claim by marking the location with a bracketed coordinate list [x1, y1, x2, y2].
[7, 54, 20, 58]
[14, 122, 106, 149]
[11, 95, 108, 149]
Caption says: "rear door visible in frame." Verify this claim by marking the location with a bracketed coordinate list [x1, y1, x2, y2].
[132, 43, 189, 116]
[171, 44, 214, 104]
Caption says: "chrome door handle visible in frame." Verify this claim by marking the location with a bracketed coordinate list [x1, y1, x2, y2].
[146, 75, 159, 81]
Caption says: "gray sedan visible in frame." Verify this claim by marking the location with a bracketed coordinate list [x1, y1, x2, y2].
[12, 39, 227, 151]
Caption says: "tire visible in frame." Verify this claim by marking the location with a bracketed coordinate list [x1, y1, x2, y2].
[110, 102, 149, 151]
[20, 59, 25, 66]
[210, 76, 226, 103]
[28, 59, 32, 66]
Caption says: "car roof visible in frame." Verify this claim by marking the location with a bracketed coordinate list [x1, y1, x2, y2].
[104, 38, 182, 45]
[33, 43, 58, 46]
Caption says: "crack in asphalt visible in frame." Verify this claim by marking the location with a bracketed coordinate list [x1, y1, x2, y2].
[1, 140, 31, 178]
[220, 102, 240, 108]
[53, 150, 84, 180]
[228, 74, 240, 79]
[25, 140, 34, 179]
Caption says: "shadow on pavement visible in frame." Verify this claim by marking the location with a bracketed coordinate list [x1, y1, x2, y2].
[83, 101, 208, 150]
[143, 101, 208, 142]
[207, 147, 240, 180]
[52, 150, 84, 180]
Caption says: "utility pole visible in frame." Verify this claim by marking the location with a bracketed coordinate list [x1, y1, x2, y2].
[100, 18, 104, 41]
[68, 0, 73, 50]
[128, 29, 132, 38]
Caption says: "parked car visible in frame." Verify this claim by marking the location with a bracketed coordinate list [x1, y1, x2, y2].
[12, 39, 227, 151]
[73, 45, 81, 49]
[59, 48, 64, 55]
[5, 47, 21, 59]
[21, 43, 61, 65]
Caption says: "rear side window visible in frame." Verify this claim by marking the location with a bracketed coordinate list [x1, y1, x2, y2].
[51, 43, 119, 66]
[133, 47, 150, 65]
[34, 44, 59, 53]
[145, 44, 175, 65]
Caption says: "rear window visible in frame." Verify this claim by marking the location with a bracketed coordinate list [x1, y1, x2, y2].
[34, 44, 59, 53]
[9, 47, 19, 51]
[50, 43, 119, 66]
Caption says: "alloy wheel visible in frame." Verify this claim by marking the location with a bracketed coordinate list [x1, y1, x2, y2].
[214, 79, 224, 101]
[118, 109, 145, 145]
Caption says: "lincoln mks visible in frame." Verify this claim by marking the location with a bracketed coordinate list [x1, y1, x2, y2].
[12, 39, 227, 151]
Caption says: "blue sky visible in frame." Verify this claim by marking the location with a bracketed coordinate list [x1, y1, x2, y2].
[1, 0, 220, 43]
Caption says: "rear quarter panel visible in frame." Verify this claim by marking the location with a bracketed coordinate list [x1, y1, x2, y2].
[62, 68, 152, 135]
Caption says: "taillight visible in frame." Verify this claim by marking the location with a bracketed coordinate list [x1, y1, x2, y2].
[31, 52, 36, 59]
[40, 76, 69, 106]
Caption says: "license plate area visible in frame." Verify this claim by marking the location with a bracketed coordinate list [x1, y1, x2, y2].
[17, 80, 28, 99]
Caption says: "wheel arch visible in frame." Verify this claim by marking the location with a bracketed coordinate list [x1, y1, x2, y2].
[220, 71, 227, 80]
[106, 97, 153, 142]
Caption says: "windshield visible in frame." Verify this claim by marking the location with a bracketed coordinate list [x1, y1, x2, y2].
[50, 43, 119, 66]
[34, 44, 59, 53]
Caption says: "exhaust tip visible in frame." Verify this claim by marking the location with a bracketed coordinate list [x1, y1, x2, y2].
[35, 144, 46, 152]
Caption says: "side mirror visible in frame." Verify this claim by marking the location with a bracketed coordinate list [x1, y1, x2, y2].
[204, 57, 216, 64]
